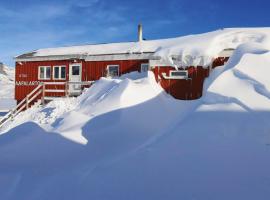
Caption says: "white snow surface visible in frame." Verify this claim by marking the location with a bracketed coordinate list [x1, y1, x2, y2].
[26, 28, 270, 66]
[0, 64, 15, 111]
[1, 31, 270, 199]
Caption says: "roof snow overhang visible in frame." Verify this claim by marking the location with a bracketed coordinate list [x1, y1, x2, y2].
[14, 52, 160, 62]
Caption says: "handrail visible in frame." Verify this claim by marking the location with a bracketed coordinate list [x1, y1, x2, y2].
[43, 81, 94, 85]
[43, 82, 66, 85]
[0, 84, 44, 129]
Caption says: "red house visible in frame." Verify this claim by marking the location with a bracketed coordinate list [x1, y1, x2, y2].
[14, 25, 233, 106]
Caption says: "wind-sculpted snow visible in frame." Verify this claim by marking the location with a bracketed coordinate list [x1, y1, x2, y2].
[203, 43, 270, 111]
[2, 34, 270, 199]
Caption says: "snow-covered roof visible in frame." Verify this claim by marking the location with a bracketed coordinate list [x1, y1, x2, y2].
[15, 28, 270, 66]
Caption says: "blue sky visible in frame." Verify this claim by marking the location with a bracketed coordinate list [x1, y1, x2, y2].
[0, 0, 269, 66]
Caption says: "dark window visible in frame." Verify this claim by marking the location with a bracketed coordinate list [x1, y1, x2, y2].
[53, 66, 66, 79]
[72, 66, 80, 75]
[40, 67, 44, 79]
[46, 67, 51, 79]
[61, 67, 66, 78]
[54, 67, 59, 79]
[170, 71, 188, 77]
[141, 63, 149, 72]
[39, 66, 51, 79]
[108, 65, 119, 77]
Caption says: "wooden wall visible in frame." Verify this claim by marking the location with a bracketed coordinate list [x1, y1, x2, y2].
[15, 59, 148, 101]
[15, 56, 229, 102]
[152, 66, 209, 100]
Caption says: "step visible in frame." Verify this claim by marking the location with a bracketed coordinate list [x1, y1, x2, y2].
[44, 96, 65, 101]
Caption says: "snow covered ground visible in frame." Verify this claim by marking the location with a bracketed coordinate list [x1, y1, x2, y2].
[1, 30, 270, 199]
[0, 64, 16, 112]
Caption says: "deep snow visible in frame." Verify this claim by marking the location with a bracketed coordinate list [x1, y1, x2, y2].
[1, 30, 270, 200]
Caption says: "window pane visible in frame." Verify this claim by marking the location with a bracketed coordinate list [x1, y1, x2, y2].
[54, 67, 59, 79]
[171, 71, 187, 76]
[108, 66, 119, 77]
[72, 66, 80, 75]
[40, 67, 44, 79]
[61, 67, 66, 79]
[141, 64, 149, 72]
[46, 67, 51, 79]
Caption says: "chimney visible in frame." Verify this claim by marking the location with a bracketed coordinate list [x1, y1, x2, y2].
[138, 24, 143, 42]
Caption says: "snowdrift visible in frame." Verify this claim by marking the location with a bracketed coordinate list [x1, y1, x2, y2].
[203, 43, 270, 111]
[1, 30, 270, 199]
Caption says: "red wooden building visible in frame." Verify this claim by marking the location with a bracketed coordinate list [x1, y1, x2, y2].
[14, 25, 233, 105]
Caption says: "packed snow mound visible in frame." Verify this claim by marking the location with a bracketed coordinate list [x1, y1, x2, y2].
[1, 72, 198, 144]
[18, 28, 270, 67]
[203, 43, 270, 111]
[0, 63, 15, 110]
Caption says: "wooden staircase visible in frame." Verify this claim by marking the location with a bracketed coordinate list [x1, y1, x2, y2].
[0, 81, 94, 129]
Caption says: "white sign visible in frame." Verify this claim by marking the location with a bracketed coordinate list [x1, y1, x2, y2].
[15, 81, 41, 86]
[19, 74, 28, 78]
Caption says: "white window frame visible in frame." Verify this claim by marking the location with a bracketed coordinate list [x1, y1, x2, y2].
[169, 70, 188, 79]
[53, 65, 66, 80]
[38, 66, 51, 80]
[107, 65, 119, 77]
[140, 63, 149, 73]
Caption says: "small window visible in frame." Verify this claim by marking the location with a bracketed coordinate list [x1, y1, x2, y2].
[39, 66, 51, 80]
[53, 66, 66, 80]
[141, 63, 149, 73]
[107, 65, 119, 77]
[170, 70, 188, 79]
[72, 65, 80, 75]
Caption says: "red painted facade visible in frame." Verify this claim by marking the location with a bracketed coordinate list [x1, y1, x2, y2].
[15, 57, 228, 103]
[152, 66, 210, 100]
[15, 59, 148, 102]
[212, 57, 230, 69]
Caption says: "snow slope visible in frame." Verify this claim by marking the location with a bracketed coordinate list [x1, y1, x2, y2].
[1, 72, 198, 142]
[1, 31, 270, 199]
[0, 63, 15, 111]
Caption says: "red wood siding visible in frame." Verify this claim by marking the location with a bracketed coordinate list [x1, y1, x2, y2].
[212, 57, 229, 69]
[15, 59, 148, 101]
[15, 57, 227, 102]
[15, 60, 74, 101]
[83, 60, 148, 81]
[152, 66, 210, 100]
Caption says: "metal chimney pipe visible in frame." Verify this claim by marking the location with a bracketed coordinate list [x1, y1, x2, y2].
[138, 24, 143, 42]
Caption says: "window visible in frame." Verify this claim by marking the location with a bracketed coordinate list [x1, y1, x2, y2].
[72, 65, 80, 75]
[39, 66, 51, 80]
[141, 63, 149, 73]
[53, 66, 66, 80]
[169, 70, 188, 79]
[107, 65, 119, 77]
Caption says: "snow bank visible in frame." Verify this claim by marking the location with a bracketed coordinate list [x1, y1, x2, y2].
[203, 43, 270, 111]
[1, 72, 197, 144]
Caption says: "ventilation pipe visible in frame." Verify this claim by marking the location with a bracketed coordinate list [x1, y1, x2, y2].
[138, 24, 143, 42]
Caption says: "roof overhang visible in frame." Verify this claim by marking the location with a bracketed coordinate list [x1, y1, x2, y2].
[14, 52, 159, 62]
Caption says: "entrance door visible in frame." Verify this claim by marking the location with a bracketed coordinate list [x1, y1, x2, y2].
[69, 63, 82, 95]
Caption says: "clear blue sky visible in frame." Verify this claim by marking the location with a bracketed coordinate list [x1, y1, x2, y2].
[0, 0, 269, 66]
